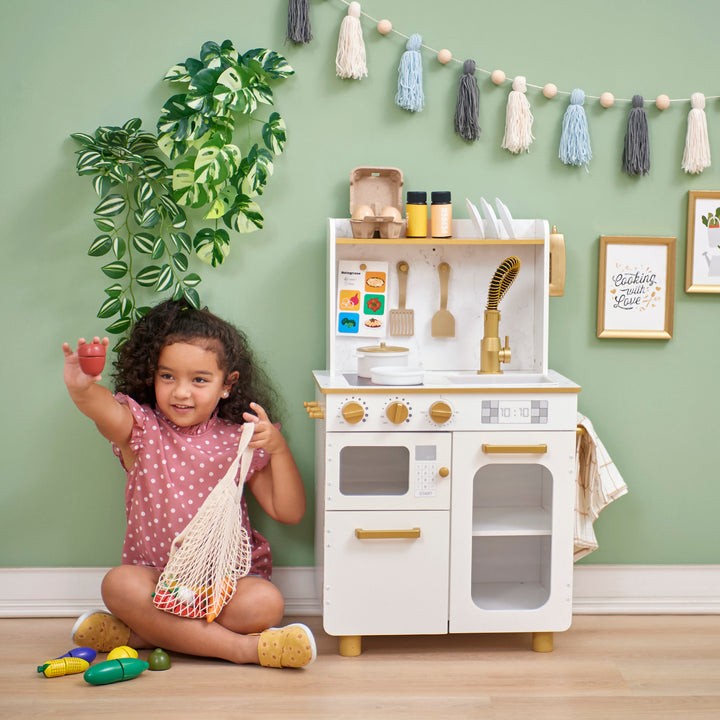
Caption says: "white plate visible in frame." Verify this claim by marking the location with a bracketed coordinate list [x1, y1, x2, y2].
[465, 198, 484, 238]
[370, 366, 424, 386]
[495, 197, 515, 239]
[479, 197, 501, 238]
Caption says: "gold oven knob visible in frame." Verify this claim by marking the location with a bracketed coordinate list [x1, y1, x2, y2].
[386, 401, 409, 424]
[429, 401, 452, 424]
[342, 401, 365, 424]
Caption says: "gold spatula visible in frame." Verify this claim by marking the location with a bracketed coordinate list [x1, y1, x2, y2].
[389, 261, 414, 336]
[431, 262, 455, 337]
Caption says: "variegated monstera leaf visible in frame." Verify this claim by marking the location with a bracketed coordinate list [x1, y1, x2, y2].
[70, 40, 293, 342]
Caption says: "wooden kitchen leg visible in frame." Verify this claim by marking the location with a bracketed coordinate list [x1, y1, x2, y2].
[532, 631, 553, 652]
[339, 635, 362, 657]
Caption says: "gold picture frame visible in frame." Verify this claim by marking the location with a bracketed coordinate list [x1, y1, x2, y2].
[686, 190, 720, 293]
[597, 236, 675, 339]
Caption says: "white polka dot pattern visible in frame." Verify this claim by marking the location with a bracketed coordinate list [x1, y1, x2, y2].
[111, 393, 272, 578]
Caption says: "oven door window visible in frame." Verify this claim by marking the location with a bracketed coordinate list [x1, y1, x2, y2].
[339, 446, 409, 496]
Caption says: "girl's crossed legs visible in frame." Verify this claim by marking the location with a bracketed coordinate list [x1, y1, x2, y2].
[101, 565, 285, 664]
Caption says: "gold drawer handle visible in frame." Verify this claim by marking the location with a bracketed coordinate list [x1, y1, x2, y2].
[482, 443, 548, 454]
[355, 528, 421, 540]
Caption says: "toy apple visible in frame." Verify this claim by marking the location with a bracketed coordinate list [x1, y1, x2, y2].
[78, 342, 106, 376]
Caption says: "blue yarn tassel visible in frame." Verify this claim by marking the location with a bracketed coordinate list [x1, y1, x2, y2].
[395, 34, 424, 112]
[559, 89, 592, 168]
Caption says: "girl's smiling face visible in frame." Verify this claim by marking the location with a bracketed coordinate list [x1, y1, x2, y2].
[154, 341, 236, 427]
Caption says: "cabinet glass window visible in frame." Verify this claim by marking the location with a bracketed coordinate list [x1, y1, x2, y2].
[470, 463, 552, 611]
[339, 446, 409, 496]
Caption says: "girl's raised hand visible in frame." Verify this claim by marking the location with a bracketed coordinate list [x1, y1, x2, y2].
[62, 336, 109, 390]
[242, 402, 289, 456]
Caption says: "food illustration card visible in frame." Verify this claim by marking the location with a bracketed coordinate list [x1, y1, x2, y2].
[337, 261, 389, 336]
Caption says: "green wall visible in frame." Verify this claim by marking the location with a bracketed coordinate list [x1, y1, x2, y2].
[2, 0, 718, 568]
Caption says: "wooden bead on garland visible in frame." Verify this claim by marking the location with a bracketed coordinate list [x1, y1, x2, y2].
[543, 83, 558, 99]
[377, 19, 392, 35]
[655, 94, 671, 110]
[437, 49, 452, 64]
[599, 92, 615, 108]
[491, 69, 506, 85]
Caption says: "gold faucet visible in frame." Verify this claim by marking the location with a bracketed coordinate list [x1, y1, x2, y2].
[479, 256, 521, 374]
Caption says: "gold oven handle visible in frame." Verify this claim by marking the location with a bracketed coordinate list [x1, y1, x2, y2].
[482, 444, 548, 454]
[355, 528, 421, 540]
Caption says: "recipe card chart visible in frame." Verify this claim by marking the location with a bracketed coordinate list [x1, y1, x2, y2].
[337, 260, 389, 337]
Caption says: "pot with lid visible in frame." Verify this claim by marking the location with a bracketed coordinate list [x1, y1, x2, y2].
[356, 342, 409, 378]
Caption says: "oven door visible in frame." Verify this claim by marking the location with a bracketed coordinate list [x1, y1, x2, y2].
[325, 432, 452, 510]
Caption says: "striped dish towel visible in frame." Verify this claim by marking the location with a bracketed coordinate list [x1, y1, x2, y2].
[574, 412, 628, 561]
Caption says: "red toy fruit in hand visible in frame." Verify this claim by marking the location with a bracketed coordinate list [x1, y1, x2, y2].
[78, 342, 106, 376]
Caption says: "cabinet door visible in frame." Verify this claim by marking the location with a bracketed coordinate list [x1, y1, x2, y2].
[449, 431, 575, 633]
[323, 510, 449, 637]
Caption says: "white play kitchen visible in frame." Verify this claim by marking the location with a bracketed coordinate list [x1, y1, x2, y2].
[305, 168, 580, 657]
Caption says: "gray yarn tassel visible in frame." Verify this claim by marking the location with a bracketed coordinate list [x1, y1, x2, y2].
[622, 95, 650, 175]
[454, 59, 481, 141]
[287, 0, 312, 44]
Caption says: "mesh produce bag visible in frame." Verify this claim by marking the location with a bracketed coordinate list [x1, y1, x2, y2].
[153, 422, 255, 622]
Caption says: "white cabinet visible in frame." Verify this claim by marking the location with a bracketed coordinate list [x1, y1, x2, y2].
[449, 431, 576, 634]
[323, 510, 450, 637]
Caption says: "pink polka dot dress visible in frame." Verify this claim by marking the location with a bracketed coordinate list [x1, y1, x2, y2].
[111, 393, 272, 579]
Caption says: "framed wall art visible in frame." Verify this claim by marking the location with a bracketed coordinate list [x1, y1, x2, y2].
[686, 190, 720, 293]
[597, 235, 675, 339]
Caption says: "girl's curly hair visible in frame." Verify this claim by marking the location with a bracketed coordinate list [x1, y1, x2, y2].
[113, 298, 280, 424]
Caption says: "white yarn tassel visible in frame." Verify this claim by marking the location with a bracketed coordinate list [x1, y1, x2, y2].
[336, 2, 367, 80]
[682, 92, 711, 174]
[502, 76, 534, 153]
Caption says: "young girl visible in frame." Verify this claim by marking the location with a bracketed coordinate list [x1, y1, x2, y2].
[62, 299, 315, 668]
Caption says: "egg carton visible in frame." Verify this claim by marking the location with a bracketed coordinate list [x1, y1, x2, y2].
[349, 166, 405, 239]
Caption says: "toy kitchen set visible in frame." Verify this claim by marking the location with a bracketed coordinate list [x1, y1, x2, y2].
[305, 167, 580, 657]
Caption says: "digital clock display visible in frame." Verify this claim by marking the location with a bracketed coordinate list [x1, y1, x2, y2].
[496, 400, 533, 424]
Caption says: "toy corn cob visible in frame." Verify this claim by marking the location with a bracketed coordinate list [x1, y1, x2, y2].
[37, 657, 90, 677]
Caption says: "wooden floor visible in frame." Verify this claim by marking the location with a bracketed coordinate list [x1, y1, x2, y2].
[2, 615, 720, 719]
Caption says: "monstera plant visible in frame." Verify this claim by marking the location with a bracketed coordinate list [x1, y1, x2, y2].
[71, 40, 293, 343]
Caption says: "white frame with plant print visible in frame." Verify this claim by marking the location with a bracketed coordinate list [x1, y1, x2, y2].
[686, 190, 720, 293]
[597, 235, 675, 339]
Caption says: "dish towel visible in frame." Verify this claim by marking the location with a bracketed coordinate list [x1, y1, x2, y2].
[574, 412, 628, 561]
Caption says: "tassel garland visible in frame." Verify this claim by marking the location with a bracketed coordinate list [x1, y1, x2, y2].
[682, 92, 711, 174]
[395, 34, 424, 112]
[559, 89, 592, 168]
[454, 59, 480, 142]
[336, 2, 367, 80]
[286, 0, 312, 45]
[501, 76, 534, 154]
[622, 95, 650, 176]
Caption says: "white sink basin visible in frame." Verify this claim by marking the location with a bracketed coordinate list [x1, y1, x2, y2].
[439, 372, 556, 386]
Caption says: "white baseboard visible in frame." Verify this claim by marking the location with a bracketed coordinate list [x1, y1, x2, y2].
[1, 565, 718, 618]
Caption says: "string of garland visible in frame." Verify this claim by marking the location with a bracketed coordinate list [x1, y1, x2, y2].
[288, 0, 718, 175]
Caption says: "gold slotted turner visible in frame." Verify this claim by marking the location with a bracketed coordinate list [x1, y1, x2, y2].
[431, 262, 455, 337]
[389, 261, 414, 336]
